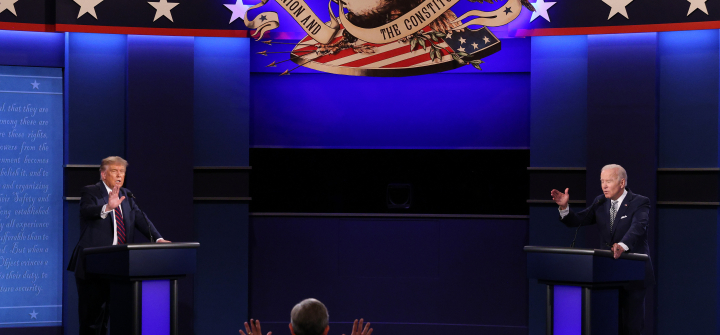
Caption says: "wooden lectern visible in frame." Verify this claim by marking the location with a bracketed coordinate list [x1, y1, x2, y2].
[524, 246, 648, 335]
[84, 242, 200, 335]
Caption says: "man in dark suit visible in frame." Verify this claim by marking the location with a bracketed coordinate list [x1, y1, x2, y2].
[551, 164, 653, 335]
[67, 156, 170, 335]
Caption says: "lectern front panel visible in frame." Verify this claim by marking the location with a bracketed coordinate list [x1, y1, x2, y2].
[554, 286, 581, 335]
[142, 280, 170, 335]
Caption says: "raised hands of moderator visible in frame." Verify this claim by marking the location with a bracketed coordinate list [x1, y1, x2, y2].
[343, 318, 373, 335]
[240, 319, 271, 335]
[550, 188, 570, 210]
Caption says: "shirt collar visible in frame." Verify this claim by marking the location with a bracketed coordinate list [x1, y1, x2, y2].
[613, 188, 628, 205]
[102, 181, 112, 194]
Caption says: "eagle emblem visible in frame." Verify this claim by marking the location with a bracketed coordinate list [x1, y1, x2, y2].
[248, 0, 534, 76]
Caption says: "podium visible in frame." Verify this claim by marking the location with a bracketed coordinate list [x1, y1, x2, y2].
[524, 246, 648, 335]
[84, 242, 200, 335]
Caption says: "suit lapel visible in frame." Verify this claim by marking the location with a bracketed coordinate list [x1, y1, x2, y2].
[615, 191, 632, 225]
[610, 190, 632, 240]
[98, 181, 109, 204]
[598, 198, 611, 234]
[120, 189, 130, 223]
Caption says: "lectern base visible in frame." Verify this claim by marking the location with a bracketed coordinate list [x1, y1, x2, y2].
[109, 278, 179, 335]
[543, 281, 623, 335]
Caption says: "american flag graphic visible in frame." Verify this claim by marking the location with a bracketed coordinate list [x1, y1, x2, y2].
[290, 25, 501, 77]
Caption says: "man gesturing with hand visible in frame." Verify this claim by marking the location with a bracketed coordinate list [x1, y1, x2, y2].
[68, 156, 170, 335]
[551, 164, 653, 335]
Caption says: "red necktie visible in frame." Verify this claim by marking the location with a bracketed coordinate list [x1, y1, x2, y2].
[115, 207, 126, 244]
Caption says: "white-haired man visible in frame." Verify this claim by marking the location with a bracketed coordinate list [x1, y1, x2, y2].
[551, 164, 654, 335]
[240, 298, 372, 335]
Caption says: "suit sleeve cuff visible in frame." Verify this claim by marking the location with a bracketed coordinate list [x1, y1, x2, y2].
[100, 205, 111, 219]
[559, 206, 569, 218]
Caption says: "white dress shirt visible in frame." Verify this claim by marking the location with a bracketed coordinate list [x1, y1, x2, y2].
[99, 182, 121, 245]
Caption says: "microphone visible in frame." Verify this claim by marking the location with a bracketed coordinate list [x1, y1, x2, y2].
[126, 192, 154, 243]
[570, 197, 606, 248]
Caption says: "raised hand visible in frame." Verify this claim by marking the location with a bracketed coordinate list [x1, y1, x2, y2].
[343, 318, 372, 335]
[550, 188, 569, 210]
[240, 319, 271, 335]
[107, 185, 125, 211]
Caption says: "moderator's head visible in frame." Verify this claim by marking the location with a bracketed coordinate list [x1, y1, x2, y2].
[289, 299, 330, 335]
[100, 156, 128, 189]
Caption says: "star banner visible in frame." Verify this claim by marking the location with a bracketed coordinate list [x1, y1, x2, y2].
[0, 0, 54, 32]
[2, 0, 720, 37]
[512, 0, 720, 36]
[54, 0, 252, 36]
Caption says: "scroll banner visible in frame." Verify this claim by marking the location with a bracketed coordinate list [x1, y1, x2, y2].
[245, 0, 339, 42]
[245, 0, 523, 43]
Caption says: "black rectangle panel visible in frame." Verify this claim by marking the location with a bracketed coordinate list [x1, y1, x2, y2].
[193, 168, 250, 199]
[249, 149, 529, 215]
[64, 165, 101, 198]
[528, 168, 586, 203]
[657, 169, 718, 203]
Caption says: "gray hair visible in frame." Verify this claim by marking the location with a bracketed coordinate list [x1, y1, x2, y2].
[601, 164, 627, 186]
[100, 156, 128, 172]
[291, 299, 329, 335]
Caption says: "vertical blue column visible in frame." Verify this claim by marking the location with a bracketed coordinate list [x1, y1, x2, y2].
[656, 29, 719, 335]
[126, 35, 196, 334]
[658, 30, 719, 168]
[530, 35, 588, 168]
[193, 37, 250, 334]
[66, 33, 127, 163]
[193, 37, 249, 167]
[64, 32, 128, 335]
[586, 33, 658, 202]
[528, 35, 588, 335]
[586, 32, 658, 335]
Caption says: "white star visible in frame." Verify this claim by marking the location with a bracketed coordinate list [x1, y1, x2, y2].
[445, 32, 453, 40]
[687, 0, 708, 15]
[471, 42, 479, 49]
[29, 310, 38, 319]
[483, 36, 490, 44]
[458, 37, 466, 44]
[458, 46, 466, 52]
[602, 0, 633, 20]
[148, 0, 179, 22]
[73, 0, 103, 19]
[530, 0, 556, 22]
[0, 0, 19, 16]
[30, 80, 39, 89]
[224, 0, 250, 24]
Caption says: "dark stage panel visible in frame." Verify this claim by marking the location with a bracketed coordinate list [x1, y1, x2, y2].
[249, 149, 529, 215]
[248, 216, 529, 335]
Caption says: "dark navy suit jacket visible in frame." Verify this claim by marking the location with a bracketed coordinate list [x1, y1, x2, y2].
[560, 189, 654, 286]
[67, 181, 162, 279]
